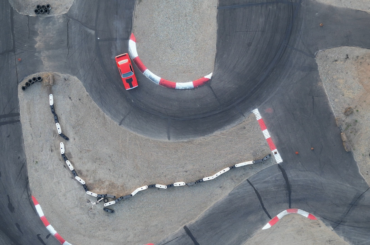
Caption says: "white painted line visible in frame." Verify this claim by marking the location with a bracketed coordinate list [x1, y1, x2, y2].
[204, 73, 213, 79]
[35, 204, 44, 217]
[46, 225, 57, 235]
[262, 129, 271, 139]
[143, 69, 161, 85]
[297, 209, 309, 218]
[128, 40, 138, 58]
[175, 82, 194, 89]
[252, 109, 262, 120]
[272, 149, 283, 163]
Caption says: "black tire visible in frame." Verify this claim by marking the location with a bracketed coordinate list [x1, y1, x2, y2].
[37, 76, 42, 81]
[22, 86, 26, 91]
[25, 82, 30, 87]
[40, 9, 44, 14]
[47, 4, 51, 10]
[32, 77, 37, 82]
[34, 9, 39, 14]
[36, 5, 41, 9]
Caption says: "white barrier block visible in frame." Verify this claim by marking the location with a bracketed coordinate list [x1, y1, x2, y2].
[75, 176, 85, 185]
[235, 161, 253, 168]
[65, 160, 74, 171]
[215, 167, 230, 177]
[49, 94, 54, 106]
[60, 142, 65, 154]
[155, 184, 167, 189]
[104, 201, 116, 207]
[173, 182, 186, 187]
[63, 241, 72, 245]
[86, 191, 98, 197]
[252, 109, 262, 120]
[131, 185, 148, 196]
[203, 176, 215, 181]
[56, 123, 62, 134]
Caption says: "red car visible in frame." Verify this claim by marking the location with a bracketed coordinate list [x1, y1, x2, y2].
[115, 53, 138, 90]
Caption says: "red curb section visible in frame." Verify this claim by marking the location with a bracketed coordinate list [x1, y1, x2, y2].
[32, 196, 72, 245]
[252, 109, 283, 163]
[128, 33, 212, 89]
[262, 209, 317, 230]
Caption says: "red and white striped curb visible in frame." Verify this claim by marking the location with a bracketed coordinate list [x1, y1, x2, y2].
[32, 196, 72, 245]
[128, 33, 212, 89]
[252, 109, 283, 163]
[262, 209, 317, 230]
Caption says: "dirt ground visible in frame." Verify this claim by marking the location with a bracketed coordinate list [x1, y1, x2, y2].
[9, 0, 74, 16]
[317, 47, 370, 186]
[246, 214, 348, 245]
[132, 0, 217, 82]
[19, 73, 272, 245]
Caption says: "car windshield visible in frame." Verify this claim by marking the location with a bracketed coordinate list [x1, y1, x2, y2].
[121, 71, 133, 78]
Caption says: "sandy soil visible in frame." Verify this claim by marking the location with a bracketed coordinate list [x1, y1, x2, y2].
[19, 73, 271, 245]
[246, 214, 348, 245]
[132, 0, 217, 82]
[317, 47, 370, 186]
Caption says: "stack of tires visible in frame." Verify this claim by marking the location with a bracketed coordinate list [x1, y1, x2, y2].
[22, 76, 42, 91]
[34, 4, 51, 15]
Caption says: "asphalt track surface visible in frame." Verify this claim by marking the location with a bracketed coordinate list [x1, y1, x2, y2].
[1, 0, 370, 244]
